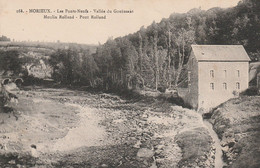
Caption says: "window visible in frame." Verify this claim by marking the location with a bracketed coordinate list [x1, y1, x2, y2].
[224, 70, 227, 78]
[191, 58, 194, 66]
[223, 83, 227, 90]
[210, 70, 214, 78]
[237, 70, 240, 77]
[236, 82, 240, 90]
[210, 83, 214, 90]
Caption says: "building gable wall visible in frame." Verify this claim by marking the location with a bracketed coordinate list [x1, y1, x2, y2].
[181, 51, 199, 109]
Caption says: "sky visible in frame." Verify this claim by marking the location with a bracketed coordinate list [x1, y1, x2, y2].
[0, 0, 241, 44]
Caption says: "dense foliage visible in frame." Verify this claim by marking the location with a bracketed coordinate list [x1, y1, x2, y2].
[0, 50, 23, 76]
[49, 48, 98, 86]
[0, 35, 11, 42]
[48, 0, 260, 90]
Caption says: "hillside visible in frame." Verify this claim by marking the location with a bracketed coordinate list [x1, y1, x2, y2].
[1, 0, 259, 92]
[210, 96, 260, 168]
[0, 41, 97, 80]
[0, 41, 97, 54]
[47, 0, 260, 91]
[249, 62, 260, 86]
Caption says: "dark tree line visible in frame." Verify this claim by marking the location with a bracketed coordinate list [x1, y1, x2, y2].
[0, 50, 44, 78]
[49, 0, 260, 91]
[0, 35, 11, 42]
[49, 48, 98, 86]
[0, 50, 22, 75]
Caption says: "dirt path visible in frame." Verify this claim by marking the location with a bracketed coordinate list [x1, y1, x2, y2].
[203, 120, 225, 168]
[38, 103, 106, 153]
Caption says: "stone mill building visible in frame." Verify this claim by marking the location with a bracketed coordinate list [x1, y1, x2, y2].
[180, 45, 251, 110]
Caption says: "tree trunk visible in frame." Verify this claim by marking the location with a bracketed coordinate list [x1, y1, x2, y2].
[175, 30, 185, 87]
[153, 32, 159, 90]
[167, 30, 172, 88]
[138, 32, 143, 74]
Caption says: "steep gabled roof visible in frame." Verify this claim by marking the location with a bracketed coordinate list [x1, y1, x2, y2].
[191, 45, 251, 61]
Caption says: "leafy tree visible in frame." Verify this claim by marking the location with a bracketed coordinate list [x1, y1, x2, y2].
[81, 50, 99, 86]
[0, 35, 11, 41]
[0, 50, 22, 75]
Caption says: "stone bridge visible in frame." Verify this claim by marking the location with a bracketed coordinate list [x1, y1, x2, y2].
[0, 77, 24, 88]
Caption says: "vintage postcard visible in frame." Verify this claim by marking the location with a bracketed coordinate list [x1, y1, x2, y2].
[0, 0, 259, 167]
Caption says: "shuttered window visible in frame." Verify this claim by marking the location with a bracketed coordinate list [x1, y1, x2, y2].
[210, 70, 214, 78]
[236, 82, 240, 89]
[210, 83, 214, 90]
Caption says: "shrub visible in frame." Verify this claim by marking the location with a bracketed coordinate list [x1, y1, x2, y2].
[241, 86, 259, 96]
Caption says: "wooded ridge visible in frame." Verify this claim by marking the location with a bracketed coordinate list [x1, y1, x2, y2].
[1, 0, 259, 92]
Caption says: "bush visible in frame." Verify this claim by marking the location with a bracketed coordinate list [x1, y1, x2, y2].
[157, 86, 166, 93]
[241, 86, 259, 96]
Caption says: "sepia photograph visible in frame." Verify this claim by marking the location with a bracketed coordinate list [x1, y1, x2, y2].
[0, 0, 259, 167]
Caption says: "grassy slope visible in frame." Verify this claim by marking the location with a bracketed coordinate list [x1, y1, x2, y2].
[210, 96, 260, 168]
[175, 127, 213, 167]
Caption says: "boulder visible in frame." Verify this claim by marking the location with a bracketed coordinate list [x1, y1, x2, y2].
[137, 148, 154, 159]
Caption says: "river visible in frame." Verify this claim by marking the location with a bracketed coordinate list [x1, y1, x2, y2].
[203, 120, 226, 168]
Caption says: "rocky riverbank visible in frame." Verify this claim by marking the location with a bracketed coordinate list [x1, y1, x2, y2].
[210, 96, 260, 168]
[0, 87, 216, 167]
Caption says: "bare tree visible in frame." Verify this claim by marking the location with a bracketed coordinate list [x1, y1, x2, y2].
[153, 31, 159, 90]
[138, 32, 143, 74]
[165, 23, 174, 88]
[174, 27, 195, 87]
